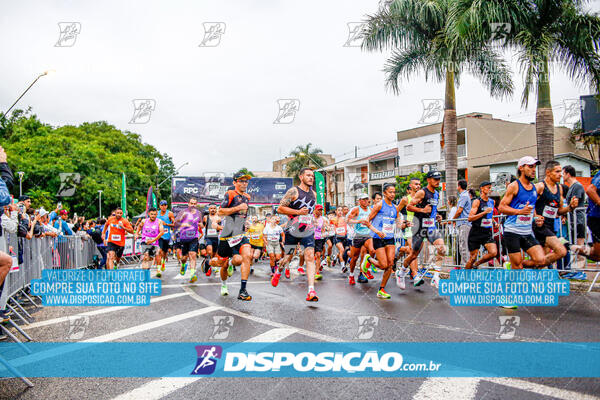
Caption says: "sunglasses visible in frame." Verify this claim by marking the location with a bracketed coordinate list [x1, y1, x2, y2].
[237, 180, 249, 184]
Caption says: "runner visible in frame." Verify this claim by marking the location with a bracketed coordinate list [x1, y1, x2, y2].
[157, 200, 175, 272]
[174, 197, 202, 283]
[401, 171, 446, 288]
[346, 193, 373, 285]
[395, 178, 419, 287]
[202, 204, 222, 276]
[211, 171, 253, 300]
[359, 183, 398, 298]
[135, 207, 165, 276]
[263, 215, 285, 275]
[313, 204, 328, 279]
[573, 169, 600, 260]
[372, 192, 383, 205]
[532, 160, 577, 266]
[498, 156, 546, 269]
[102, 207, 134, 270]
[272, 167, 319, 301]
[464, 181, 498, 269]
[247, 215, 265, 272]
[324, 211, 336, 267]
[332, 207, 348, 271]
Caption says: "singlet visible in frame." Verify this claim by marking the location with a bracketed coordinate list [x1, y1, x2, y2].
[314, 216, 325, 240]
[157, 210, 172, 240]
[406, 194, 414, 223]
[503, 180, 537, 235]
[177, 208, 201, 241]
[414, 188, 439, 230]
[354, 206, 372, 237]
[141, 218, 161, 245]
[288, 185, 316, 236]
[205, 214, 220, 238]
[472, 197, 494, 231]
[335, 216, 347, 237]
[105, 216, 132, 247]
[371, 199, 398, 239]
[219, 190, 251, 239]
[535, 182, 561, 230]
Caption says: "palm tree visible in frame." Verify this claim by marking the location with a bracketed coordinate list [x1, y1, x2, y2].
[451, 0, 600, 178]
[236, 168, 255, 177]
[285, 143, 326, 182]
[362, 0, 514, 199]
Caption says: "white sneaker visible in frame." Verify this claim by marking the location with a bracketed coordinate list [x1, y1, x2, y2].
[430, 272, 440, 289]
[396, 269, 406, 289]
[341, 261, 348, 274]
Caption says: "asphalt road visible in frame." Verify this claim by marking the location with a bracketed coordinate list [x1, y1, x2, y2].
[1, 260, 599, 400]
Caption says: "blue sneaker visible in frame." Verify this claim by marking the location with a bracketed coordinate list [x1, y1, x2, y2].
[570, 272, 587, 281]
[418, 268, 433, 279]
[357, 274, 368, 284]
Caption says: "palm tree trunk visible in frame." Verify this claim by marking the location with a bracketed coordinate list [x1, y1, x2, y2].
[444, 69, 458, 201]
[536, 58, 554, 180]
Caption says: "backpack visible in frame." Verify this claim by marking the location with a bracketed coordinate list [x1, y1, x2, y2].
[17, 214, 29, 237]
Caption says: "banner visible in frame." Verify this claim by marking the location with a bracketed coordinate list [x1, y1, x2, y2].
[171, 176, 293, 206]
[121, 173, 127, 217]
[145, 186, 157, 214]
[314, 171, 325, 206]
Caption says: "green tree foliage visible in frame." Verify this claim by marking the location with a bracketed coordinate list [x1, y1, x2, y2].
[0, 109, 173, 218]
[236, 168, 255, 177]
[395, 171, 427, 198]
[285, 144, 326, 184]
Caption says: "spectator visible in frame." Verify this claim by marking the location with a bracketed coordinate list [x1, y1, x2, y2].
[87, 219, 107, 268]
[0, 146, 14, 322]
[53, 209, 74, 235]
[37, 208, 59, 237]
[1, 203, 18, 233]
[452, 179, 472, 266]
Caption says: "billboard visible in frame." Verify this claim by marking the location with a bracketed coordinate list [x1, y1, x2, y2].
[171, 176, 293, 207]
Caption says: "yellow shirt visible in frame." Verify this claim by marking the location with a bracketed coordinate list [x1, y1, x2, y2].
[246, 223, 264, 247]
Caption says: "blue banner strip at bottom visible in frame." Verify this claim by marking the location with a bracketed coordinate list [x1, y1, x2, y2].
[0, 342, 599, 378]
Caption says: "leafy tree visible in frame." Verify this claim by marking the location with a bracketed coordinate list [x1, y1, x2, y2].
[236, 168, 255, 177]
[0, 109, 174, 218]
[569, 120, 600, 164]
[285, 144, 326, 183]
[395, 171, 427, 198]
[452, 0, 600, 178]
[362, 0, 513, 200]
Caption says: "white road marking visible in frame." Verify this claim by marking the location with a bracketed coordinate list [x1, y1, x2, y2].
[482, 378, 600, 400]
[24, 292, 189, 330]
[413, 378, 480, 400]
[111, 327, 298, 400]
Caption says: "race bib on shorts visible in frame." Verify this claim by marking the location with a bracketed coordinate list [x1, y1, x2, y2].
[228, 235, 243, 247]
[516, 214, 532, 225]
[422, 218, 435, 228]
[542, 206, 558, 219]
[382, 223, 394, 234]
[207, 229, 217, 236]
[336, 227, 346, 235]
[298, 215, 312, 224]
[180, 229, 196, 239]
[110, 234, 122, 242]
[481, 218, 492, 228]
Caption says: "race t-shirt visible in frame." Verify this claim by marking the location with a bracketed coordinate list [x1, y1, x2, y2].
[247, 223, 265, 246]
[263, 224, 283, 242]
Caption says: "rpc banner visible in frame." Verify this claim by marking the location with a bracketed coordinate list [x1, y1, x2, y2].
[0, 342, 599, 377]
[171, 176, 293, 205]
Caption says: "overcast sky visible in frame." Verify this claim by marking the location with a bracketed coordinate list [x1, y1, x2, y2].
[1, 0, 599, 176]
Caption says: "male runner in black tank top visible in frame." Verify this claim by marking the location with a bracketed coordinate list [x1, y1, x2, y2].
[273, 167, 319, 301]
[532, 160, 578, 267]
[465, 181, 498, 269]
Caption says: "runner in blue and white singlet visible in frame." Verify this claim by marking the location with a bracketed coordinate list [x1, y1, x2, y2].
[346, 193, 375, 286]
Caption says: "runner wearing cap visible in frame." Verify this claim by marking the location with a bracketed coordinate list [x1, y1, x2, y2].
[346, 193, 375, 285]
[402, 170, 446, 288]
[464, 181, 498, 269]
[210, 171, 253, 301]
[157, 200, 175, 271]
[498, 156, 546, 270]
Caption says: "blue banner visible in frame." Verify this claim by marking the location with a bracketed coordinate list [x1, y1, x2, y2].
[1, 342, 599, 378]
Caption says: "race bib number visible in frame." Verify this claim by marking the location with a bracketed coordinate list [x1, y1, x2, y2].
[542, 206, 558, 219]
[481, 218, 492, 228]
[382, 223, 394, 234]
[207, 229, 217, 236]
[298, 215, 312, 224]
[227, 235, 243, 247]
[10, 256, 19, 272]
[250, 233, 261, 240]
[422, 218, 435, 227]
[180, 229, 196, 239]
[110, 234, 122, 242]
[516, 214, 532, 225]
[267, 234, 279, 242]
[336, 227, 346, 235]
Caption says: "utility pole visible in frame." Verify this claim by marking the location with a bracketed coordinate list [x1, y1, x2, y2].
[98, 190, 103, 218]
[355, 146, 358, 158]
[334, 166, 339, 207]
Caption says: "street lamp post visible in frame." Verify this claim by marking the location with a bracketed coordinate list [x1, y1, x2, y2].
[157, 162, 190, 188]
[17, 171, 24, 197]
[1, 70, 54, 121]
[98, 190, 103, 218]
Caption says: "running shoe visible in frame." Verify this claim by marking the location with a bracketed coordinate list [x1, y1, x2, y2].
[341, 262, 348, 274]
[180, 262, 187, 276]
[430, 273, 440, 289]
[569, 271, 587, 280]
[205, 266, 212, 277]
[202, 258, 209, 273]
[500, 305, 518, 309]
[227, 262, 234, 277]
[348, 276, 356, 285]
[364, 269, 374, 280]
[371, 263, 377, 273]
[361, 255, 371, 274]
[238, 289, 252, 301]
[271, 272, 281, 287]
[189, 272, 198, 283]
[284, 268, 290, 279]
[413, 270, 425, 287]
[417, 267, 433, 279]
[161, 259, 166, 271]
[306, 290, 319, 301]
[503, 261, 512, 270]
[250, 268, 254, 275]
[220, 283, 229, 296]
[156, 271, 162, 278]
[298, 267, 305, 275]
[315, 273, 323, 281]
[321, 260, 327, 268]
[357, 273, 368, 284]
[396, 269, 406, 289]
[377, 289, 391, 299]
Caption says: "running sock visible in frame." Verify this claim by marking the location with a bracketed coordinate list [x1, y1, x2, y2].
[379, 286, 384, 291]
[308, 285, 314, 292]
[241, 280, 247, 291]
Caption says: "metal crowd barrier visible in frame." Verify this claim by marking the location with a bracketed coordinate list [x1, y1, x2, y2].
[0, 230, 98, 388]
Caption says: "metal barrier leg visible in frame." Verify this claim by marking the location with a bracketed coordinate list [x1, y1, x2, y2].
[8, 298, 32, 322]
[18, 290, 39, 308]
[0, 355, 34, 388]
[1, 319, 33, 341]
[4, 304, 29, 325]
[588, 271, 600, 293]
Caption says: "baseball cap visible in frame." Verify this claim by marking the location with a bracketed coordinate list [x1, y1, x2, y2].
[159, 200, 168, 206]
[60, 209, 68, 216]
[38, 207, 48, 217]
[480, 180, 492, 188]
[517, 156, 540, 167]
[315, 204, 323, 210]
[427, 171, 442, 179]
[18, 195, 30, 202]
[233, 171, 252, 181]
[358, 193, 369, 200]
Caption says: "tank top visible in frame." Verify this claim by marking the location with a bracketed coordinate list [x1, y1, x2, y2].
[472, 197, 494, 231]
[503, 180, 537, 235]
[354, 206, 371, 237]
[157, 210, 171, 240]
[406, 194, 414, 222]
[288, 185, 316, 236]
[335, 216, 347, 237]
[205, 215, 219, 238]
[414, 188, 439, 230]
[314, 216, 324, 240]
[535, 182, 560, 230]
[141, 218, 161, 245]
[371, 199, 397, 239]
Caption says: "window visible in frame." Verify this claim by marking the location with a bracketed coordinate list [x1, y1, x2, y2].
[404, 145, 413, 156]
[424, 141, 434, 153]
